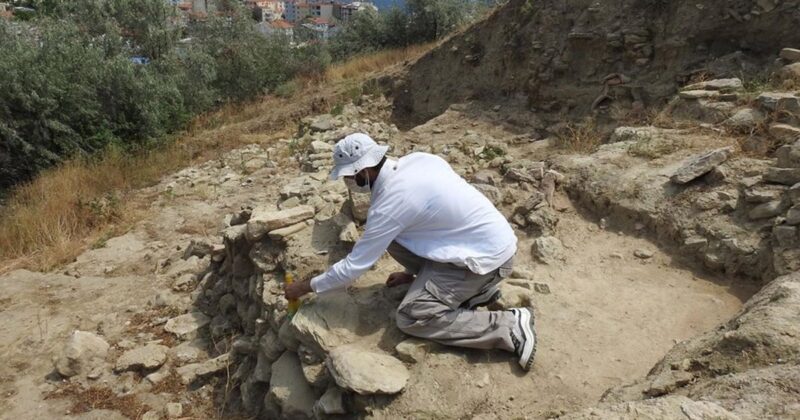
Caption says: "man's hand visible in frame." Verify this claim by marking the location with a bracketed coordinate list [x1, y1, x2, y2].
[386, 272, 414, 288]
[285, 278, 313, 300]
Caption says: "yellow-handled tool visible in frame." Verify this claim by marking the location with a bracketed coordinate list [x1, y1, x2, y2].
[285, 272, 301, 316]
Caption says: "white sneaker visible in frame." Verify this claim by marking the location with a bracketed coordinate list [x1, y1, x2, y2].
[510, 308, 537, 371]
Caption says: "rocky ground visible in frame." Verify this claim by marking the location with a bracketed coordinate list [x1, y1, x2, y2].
[1, 48, 800, 419]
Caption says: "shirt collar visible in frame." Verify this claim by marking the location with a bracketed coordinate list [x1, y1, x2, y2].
[371, 157, 398, 196]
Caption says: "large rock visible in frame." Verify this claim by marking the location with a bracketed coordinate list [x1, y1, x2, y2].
[724, 108, 765, 133]
[764, 167, 800, 185]
[777, 141, 800, 168]
[757, 92, 800, 114]
[288, 293, 363, 354]
[268, 351, 317, 419]
[670, 147, 733, 184]
[326, 345, 409, 395]
[115, 344, 168, 372]
[769, 123, 800, 143]
[54, 330, 110, 377]
[780, 63, 800, 84]
[164, 311, 210, 339]
[532, 235, 565, 264]
[748, 200, 785, 220]
[246, 205, 315, 241]
[781, 48, 800, 63]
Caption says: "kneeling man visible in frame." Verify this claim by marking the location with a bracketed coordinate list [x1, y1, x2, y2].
[285, 133, 537, 370]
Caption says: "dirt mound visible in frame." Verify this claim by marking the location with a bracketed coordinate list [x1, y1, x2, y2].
[390, 0, 800, 128]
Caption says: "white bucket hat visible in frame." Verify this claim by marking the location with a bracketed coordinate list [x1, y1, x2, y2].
[329, 133, 389, 180]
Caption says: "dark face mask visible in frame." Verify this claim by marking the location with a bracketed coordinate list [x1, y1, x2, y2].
[345, 170, 371, 194]
[355, 170, 369, 187]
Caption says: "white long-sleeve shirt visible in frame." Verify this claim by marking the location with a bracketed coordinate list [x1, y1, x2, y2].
[310, 152, 518, 293]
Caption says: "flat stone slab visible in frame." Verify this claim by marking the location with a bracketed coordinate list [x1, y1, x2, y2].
[327, 345, 409, 395]
[683, 78, 742, 91]
[671, 147, 733, 184]
[268, 221, 309, 242]
[679, 90, 719, 99]
[288, 293, 363, 354]
[176, 353, 230, 384]
[115, 344, 168, 372]
[247, 205, 315, 241]
[310, 140, 333, 153]
[164, 312, 210, 339]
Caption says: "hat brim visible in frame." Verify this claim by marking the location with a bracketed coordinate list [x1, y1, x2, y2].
[329, 145, 389, 180]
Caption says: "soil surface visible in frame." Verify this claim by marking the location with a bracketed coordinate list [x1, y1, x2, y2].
[0, 102, 757, 419]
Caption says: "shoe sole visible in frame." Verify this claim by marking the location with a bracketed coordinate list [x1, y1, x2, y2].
[466, 289, 502, 309]
[515, 308, 536, 371]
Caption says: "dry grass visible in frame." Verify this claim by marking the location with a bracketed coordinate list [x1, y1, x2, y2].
[325, 43, 435, 82]
[555, 118, 605, 153]
[0, 44, 434, 274]
[46, 383, 151, 419]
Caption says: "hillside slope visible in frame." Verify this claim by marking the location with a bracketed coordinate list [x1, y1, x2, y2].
[391, 0, 800, 126]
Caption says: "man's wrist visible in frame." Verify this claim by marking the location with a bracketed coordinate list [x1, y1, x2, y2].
[305, 278, 316, 294]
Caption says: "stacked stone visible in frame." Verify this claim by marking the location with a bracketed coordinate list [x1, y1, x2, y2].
[672, 78, 743, 124]
[753, 139, 800, 275]
[189, 103, 414, 418]
[196, 202, 353, 417]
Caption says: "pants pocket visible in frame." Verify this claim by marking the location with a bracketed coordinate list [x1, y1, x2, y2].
[424, 261, 498, 310]
[498, 256, 514, 279]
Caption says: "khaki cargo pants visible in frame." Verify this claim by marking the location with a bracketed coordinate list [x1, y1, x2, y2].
[388, 242, 517, 352]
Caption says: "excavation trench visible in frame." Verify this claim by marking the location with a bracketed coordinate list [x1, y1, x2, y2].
[340, 197, 755, 418]
[191, 105, 765, 418]
[202, 189, 755, 418]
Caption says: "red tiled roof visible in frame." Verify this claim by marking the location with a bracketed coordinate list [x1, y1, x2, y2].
[270, 19, 293, 29]
[311, 17, 330, 25]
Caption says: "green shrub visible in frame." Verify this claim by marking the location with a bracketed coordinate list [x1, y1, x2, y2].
[0, 0, 329, 189]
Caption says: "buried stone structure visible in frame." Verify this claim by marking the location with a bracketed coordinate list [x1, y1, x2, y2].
[189, 117, 559, 417]
[193, 173, 422, 417]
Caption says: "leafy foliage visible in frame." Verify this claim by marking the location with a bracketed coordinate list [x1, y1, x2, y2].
[0, 0, 327, 188]
[328, 0, 488, 61]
